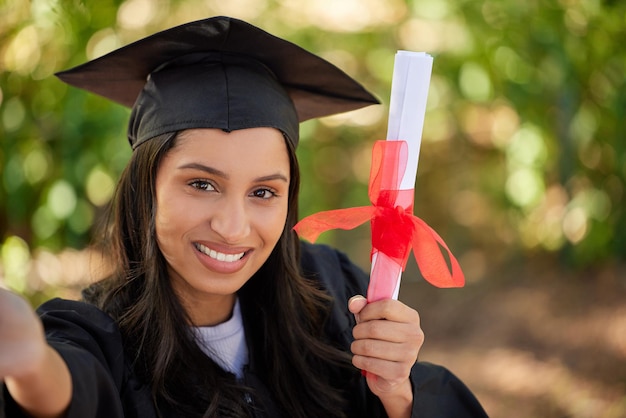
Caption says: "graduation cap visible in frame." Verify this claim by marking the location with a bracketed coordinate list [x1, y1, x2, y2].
[55, 16, 379, 148]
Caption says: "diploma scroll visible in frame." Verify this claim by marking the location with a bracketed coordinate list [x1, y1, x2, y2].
[293, 50, 464, 302]
[367, 51, 433, 302]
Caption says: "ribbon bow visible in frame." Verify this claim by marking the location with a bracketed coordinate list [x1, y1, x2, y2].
[294, 140, 464, 290]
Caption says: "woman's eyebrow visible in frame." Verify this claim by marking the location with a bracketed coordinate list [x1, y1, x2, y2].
[178, 163, 228, 179]
[255, 174, 289, 183]
[178, 163, 288, 183]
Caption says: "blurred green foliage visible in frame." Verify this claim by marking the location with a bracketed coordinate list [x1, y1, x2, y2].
[1, 0, 625, 296]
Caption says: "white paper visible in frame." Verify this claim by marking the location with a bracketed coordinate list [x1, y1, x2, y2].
[385, 51, 433, 190]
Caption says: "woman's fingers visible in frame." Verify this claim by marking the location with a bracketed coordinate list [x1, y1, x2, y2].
[354, 298, 421, 324]
[348, 297, 424, 384]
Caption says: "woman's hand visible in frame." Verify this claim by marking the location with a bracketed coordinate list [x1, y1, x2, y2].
[0, 287, 47, 380]
[0, 287, 72, 418]
[348, 295, 424, 418]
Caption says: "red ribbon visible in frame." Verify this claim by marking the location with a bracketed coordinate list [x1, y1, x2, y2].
[294, 140, 464, 289]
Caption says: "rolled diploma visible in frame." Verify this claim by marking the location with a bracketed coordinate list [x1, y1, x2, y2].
[367, 51, 433, 302]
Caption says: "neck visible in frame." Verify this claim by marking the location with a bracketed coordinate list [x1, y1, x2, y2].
[179, 293, 237, 326]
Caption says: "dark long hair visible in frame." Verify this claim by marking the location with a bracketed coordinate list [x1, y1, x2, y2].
[84, 131, 356, 417]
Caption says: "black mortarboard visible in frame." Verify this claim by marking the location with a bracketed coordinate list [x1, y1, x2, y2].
[55, 16, 379, 148]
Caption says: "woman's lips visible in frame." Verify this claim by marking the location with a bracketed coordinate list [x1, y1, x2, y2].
[192, 242, 251, 274]
[195, 243, 245, 262]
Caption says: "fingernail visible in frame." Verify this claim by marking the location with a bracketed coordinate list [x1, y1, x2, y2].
[348, 295, 365, 306]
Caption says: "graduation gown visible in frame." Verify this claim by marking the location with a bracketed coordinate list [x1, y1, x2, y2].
[1, 242, 487, 417]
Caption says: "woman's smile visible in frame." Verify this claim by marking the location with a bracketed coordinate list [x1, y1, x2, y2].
[192, 242, 252, 275]
[194, 243, 246, 263]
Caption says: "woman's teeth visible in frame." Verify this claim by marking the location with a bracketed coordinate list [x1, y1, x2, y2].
[196, 243, 244, 262]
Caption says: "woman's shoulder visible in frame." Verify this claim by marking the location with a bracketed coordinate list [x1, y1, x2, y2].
[38, 297, 113, 317]
[298, 242, 369, 343]
[37, 298, 119, 337]
[35, 298, 126, 381]
[299, 241, 370, 298]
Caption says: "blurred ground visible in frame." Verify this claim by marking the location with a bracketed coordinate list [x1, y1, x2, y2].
[399, 257, 626, 418]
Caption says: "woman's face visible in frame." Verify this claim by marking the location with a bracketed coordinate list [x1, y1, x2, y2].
[154, 128, 290, 326]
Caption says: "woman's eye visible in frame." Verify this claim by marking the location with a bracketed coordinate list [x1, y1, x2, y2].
[189, 180, 214, 191]
[251, 188, 276, 199]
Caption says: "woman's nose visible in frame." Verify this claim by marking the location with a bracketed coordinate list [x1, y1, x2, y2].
[209, 197, 251, 243]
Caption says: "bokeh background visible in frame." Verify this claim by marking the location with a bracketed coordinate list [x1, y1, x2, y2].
[1, 0, 625, 416]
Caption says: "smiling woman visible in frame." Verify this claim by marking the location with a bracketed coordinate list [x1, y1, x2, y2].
[0, 16, 486, 418]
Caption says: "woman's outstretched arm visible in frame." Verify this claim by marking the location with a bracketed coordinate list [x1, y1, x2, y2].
[1, 288, 72, 418]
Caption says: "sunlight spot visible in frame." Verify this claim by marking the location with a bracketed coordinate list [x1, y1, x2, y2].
[422, 108, 455, 143]
[427, 75, 453, 109]
[578, 143, 602, 170]
[351, 144, 374, 184]
[493, 46, 532, 84]
[365, 48, 396, 84]
[562, 207, 588, 244]
[459, 62, 492, 102]
[1, 97, 25, 133]
[538, 185, 568, 249]
[571, 188, 611, 221]
[321, 104, 384, 128]
[564, 8, 588, 35]
[461, 105, 493, 147]
[491, 104, 520, 148]
[280, 0, 405, 32]
[398, 18, 473, 54]
[506, 168, 544, 208]
[23, 148, 51, 185]
[519, 195, 568, 251]
[86, 28, 121, 60]
[321, 49, 359, 78]
[3, 25, 41, 75]
[31, 0, 56, 21]
[411, 0, 452, 19]
[33, 249, 63, 287]
[506, 125, 548, 169]
[570, 105, 598, 148]
[68, 199, 94, 234]
[1, 236, 31, 293]
[32, 206, 59, 240]
[47, 180, 77, 220]
[118, 0, 157, 30]
[86, 166, 116, 206]
[206, 0, 268, 20]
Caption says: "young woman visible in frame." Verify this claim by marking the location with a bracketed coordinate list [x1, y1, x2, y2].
[0, 16, 487, 418]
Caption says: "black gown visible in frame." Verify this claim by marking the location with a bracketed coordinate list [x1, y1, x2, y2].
[1, 243, 488, 417]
